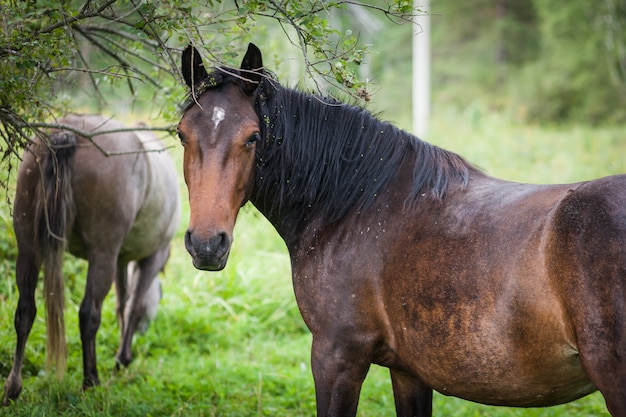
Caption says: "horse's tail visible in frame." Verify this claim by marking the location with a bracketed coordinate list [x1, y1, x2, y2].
[34, 131, 77, 377]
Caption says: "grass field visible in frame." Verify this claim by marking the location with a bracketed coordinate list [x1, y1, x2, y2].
[0, 105, 623, 416]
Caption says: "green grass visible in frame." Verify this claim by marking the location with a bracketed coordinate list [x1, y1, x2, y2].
[1, 107, 622, 416]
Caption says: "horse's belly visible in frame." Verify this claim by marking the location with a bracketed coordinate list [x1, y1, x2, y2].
[432, 357, 595, 406]
[397, 337, 596, 407]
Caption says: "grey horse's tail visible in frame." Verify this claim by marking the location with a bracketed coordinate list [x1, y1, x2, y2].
[34, 131, 77, 376]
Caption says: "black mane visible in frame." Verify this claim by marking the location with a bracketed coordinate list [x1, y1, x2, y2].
[190, 68, 474, 227]
[252, 75, 473, 225]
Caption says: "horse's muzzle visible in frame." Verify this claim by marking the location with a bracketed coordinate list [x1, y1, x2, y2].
[184, 229, 231, 271]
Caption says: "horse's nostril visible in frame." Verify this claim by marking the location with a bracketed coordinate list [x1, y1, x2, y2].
[209, 232, 230, 259]
[184, 229, 194, 254]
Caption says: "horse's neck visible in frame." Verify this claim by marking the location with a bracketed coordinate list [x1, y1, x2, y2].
[252, 86, 396, 235]
[251, 84, 472, 245]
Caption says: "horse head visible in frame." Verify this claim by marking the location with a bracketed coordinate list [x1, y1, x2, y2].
[178, 44, 263, 270]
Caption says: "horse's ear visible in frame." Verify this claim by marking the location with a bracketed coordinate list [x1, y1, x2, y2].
[182, 45, 208, 90]
[240, 43, 263, 95]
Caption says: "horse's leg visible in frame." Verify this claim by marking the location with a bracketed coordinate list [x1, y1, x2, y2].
[584, 348, 626, 416]
[310, 336, 371, 417]
[3, 250, 40, 405]
[390, 370, 433, 417]
[112, 261, 129, 371]
[574, 308, 626, 417]
[114, 261, 129, 332]
[561, 284, 626, 417]
[115, 245, 169, 368]
[79, 254, 116, 389]
[576, 260, 626, 416]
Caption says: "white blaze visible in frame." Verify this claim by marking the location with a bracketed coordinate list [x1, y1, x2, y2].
[212, 106, 226, 128]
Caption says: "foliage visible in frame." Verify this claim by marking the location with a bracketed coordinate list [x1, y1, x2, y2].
[0, 0, 418, 168]
[421, 0, 626, 125]
[517, 0, 626, 123]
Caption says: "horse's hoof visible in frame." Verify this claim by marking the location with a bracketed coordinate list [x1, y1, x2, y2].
[82, 378, 100, 391]
[3, 381, 22, 406]
[2, 396, 12, 407]
[115, 354, 132, 369]
[2, 390, 19, 406]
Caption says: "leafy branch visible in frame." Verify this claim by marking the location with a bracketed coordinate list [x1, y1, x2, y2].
[0, 0, 420, 169]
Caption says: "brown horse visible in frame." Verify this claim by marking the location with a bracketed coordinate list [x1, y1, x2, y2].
[3, 114, 181, 404]
[177, 44, 626, 416]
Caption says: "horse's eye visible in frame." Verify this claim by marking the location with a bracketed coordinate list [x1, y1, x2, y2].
[177, 131, 187, 147]
[246, 132, 260, 147]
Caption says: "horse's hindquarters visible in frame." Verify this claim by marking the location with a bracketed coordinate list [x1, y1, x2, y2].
[546, 175, 626, 415]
